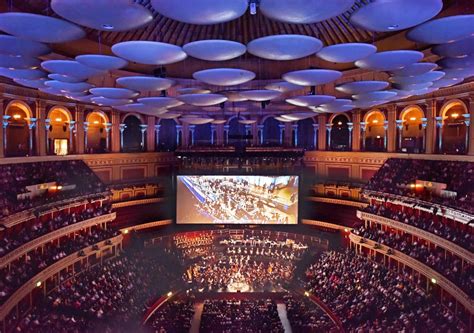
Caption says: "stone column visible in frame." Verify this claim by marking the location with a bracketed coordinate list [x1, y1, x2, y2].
[312, 123, 319, 150]
[223, 125, 229, 145]
[2, 115, 10, 157]
[105, 122, 112, 152]
[383, 120, 389, 151]
[278, 124, 285, 145]
[139, 124, 147, 151]
[435, 116, 443, 153]
[75, 106, 85, 154]
[0, 100, 4, 158]
[155, 124, 161, 149]
[352, 110, 361, 151]
[421, 118, 428, 153]
[188, 125, 196, 146]
[210, 124, 217, 145]
[395, 119, 404, 151]
[119, 124, 126, 151]
[35, 101, 47, 156]
[146, 116, 155, 152]
[27, 118, 37, 156]
[463, 114, 470, 154]
[285, 122, 293, 146]
[257, 124, 264, 145]
[347, 122, 353, 151]
[68, 121, 76, 154]
[176, 124, 183, 147]
[360, 122, 367, 151]
[111, 111, 121, 153]
[45, 119, 51, 155]
[83, 122, 89, 153]
[326, 123, 332, 150]
[292, 123, 299, 147]
[387, 105, 397, 152]
[318, 114, 327, 151]
[425, 100, 437, 154]
[468, 97, 474, 156]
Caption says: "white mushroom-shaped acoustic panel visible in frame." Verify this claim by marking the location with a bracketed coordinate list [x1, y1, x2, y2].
[281, 113, 315, 121]
[90, 87, 139, 99]
[431, 78, 463, 89]
[177, 87, 212, 95]
[247, 35, 323, 60]
[239, 90, 281, 101]
[355, 51, 424, 71]
[115, 103, 167, 114]
[223, 91, 248, 102]
[317, 43, 376, 63]
[390, 63, 438, 76]
[287, 95, 336, 107]
[265, 81, 303, 93]
[259, 0, 355, 24]
[137, 97, 184, 109]
[13, 78, 48, 89]
[443, 68, 474, 80]
[437, 55, 474, 69]
[73, 95, 95, 103]
[112, 41, 187, 65]
[183, 40, 246, 61]
[0, 12, 85, 43]
[238, 119, 257, 125]
[212, 119, 227, 125]
[45, 80, 94, 92]
[117, 76, 175, 92]
[350, 0, 442, 32]
[41, 60, 105, 80]
[394, 82, 434, 91]
[157, 113, 181, 119]
[0, 55, 41, 70]
[407, 15, 474, 44]
[48, 74, 84, 83]
[432, 36, 474, 58]
[390, 71, 445, 85]
[181, 117, 215, 125]
[91, 97, 132, 106]
[353, 91, 398, 101]
[76, 55, 128, 70]
[317, 99, 353, 112]
[282, 69, 342, 86]
[336, 81, 389, 95]
[0, 68, 46, 80]
[51, 0, 153, 31]
[150, 0, 248, 24]
[0, 35, 51, 57]
[193, 68, 256, 86]
[39, 87, 64, 96]
[178, 94, 228, 106]
[274, 116, 294, 123]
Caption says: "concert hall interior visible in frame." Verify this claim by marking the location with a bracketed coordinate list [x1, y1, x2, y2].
[0, 0, 473, 332]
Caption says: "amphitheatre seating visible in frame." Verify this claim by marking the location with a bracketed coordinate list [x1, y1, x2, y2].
[364, 158, 474, 214]
[0, 160, 108, 220]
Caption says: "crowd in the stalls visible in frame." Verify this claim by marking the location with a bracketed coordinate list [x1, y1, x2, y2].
[178, 156, 304, 172]
[353, 225, 473, 297]
[200, 299, 284, 333]
[148, 300, 195, 333]
[365, 158, 474, 213]
[0, 227, 119, 304]
[363, 203, 473, 251]
[283, 294, 337, 332]
[0, 203, 112, 257]
[303, 250, 467, 332]
[0, 160, 108, 219]
[13, 248, 183, 332]
[185, 254, 295, 292]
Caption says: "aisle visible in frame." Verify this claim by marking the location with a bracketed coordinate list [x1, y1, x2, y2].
[190, 302, 204, 333]
[277, 303, 292, 333]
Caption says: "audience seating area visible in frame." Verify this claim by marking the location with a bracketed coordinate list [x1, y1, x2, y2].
[365, 158, 474, 214]
[0, 160, 108, 220]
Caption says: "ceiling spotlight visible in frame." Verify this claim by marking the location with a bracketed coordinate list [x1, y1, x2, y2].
[102, 24, 114, 30]
[249, 0, 258, 15]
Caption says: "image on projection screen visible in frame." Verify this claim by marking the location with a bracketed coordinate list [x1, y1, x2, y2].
[176, 175, 299, 224]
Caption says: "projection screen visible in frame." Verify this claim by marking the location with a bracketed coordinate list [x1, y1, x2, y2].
[176, 175, 298, 224]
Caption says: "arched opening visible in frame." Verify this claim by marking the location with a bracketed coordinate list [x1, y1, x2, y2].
[194, 123, 212, 146]
[263, 117, 279, 146]
[158, 119, 177, 151]
[441, 101, 468, 154]
[297, 118, 315, 150]
[330, 114, 350, 151]
[364, 110, 386, 152]
[47, 107, 71, 156]
[122, 114, 143, 152]
[400, 106, 424, 153]
[228, 117, 245, 147]
[4, 101, 32, 157]
[86, 111, 108, 154]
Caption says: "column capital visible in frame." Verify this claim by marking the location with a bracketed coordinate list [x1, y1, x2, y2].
[312, 123, 319, 129]
[325, 123, 332, 130]
[347, 122, 353, 130]
[463, 113, 470, 127]
[292, 123, 299, 129]
[223, 124, 229, 130]
[257, 124, 264, 129]
[119, 123, 127, 132]
[105, 122, 112, 132]
[139, 124, 148, 132]
[155, 124, 161, 131]
[278, 124, 286, 129]
[360, 121, 367, 131]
